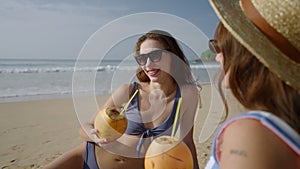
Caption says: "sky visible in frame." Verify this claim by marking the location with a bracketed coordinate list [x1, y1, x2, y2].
[0, 0, 220, 60]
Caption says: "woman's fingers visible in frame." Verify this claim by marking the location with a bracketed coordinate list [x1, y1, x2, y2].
[90, 128, 108, 146]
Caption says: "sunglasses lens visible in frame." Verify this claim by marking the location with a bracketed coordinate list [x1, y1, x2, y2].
[149, 50, 162, 62]
[135, 50, 163, 65]
[135, 55, 147, 65]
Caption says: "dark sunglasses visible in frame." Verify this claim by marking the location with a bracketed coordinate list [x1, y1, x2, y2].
[135, 50, 164, 66]
[209, 39, 221, 54]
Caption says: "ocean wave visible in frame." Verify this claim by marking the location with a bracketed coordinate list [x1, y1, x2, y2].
[0, 65, 122, 74]
[0, 64, 219, 74]
[190, 64, 220, 69]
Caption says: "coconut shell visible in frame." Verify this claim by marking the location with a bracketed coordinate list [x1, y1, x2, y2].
[94, 107, 127, 142]
[145, 136, 193, 169]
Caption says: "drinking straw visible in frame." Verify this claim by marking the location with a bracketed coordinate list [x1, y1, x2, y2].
[120, 89, 139, 115]
[171, 97, 182, 138]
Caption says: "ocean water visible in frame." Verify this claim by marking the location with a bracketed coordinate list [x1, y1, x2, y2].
[0, 59, 220, 102]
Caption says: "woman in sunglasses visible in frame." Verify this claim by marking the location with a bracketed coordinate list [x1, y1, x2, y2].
[45, 30, 200, 169]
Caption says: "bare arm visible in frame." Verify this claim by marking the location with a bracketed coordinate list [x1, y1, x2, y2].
[180, 84, 200, 169]
[183, 128, 200, 169]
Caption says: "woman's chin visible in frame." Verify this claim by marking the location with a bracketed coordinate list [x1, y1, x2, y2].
[147, 74, 160, 82]
[149, 77, 159, 82]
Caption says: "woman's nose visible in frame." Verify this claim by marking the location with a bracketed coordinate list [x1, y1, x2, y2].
[145, 57, 153, 66]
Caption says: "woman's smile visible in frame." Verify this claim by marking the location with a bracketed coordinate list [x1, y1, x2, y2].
[146, 68, 160, 77]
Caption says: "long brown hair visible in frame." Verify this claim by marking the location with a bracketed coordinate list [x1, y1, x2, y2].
[134, 30, 196, 86]
[215, 22, 300, 133]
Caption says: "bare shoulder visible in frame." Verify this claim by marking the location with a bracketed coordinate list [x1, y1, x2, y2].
[114, 83, 132, 94]
[104, 83, 132, 108]
[110, 83, 133, 98]
[220, 118, 298, 169]
[222, 118, 287, 143]
[180, 84, 199, 101]
[179, 84, 199, 121]
[181, 84, 199, 106]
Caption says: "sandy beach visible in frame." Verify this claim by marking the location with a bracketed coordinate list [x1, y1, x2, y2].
[0, 84, 246, 169]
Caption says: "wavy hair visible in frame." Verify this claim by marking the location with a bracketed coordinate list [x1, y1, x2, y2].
[215, 23, 300, 133]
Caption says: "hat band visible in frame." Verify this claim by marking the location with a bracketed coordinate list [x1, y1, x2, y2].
[241, 0, 300, 63]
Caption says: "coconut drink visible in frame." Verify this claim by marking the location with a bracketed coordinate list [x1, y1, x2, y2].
[94, 106, 127, 142]
[144, 135, 193, 169]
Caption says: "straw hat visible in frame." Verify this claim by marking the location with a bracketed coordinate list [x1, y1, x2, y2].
[209, 0, 300, 92]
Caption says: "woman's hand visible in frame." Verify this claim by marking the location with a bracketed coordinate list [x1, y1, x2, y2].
[79, 84, 131, 146]
[79, 121, 108, 147]
[89, 128, 108, 146]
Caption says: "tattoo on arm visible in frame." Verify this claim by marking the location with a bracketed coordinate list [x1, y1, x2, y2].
[229, 149, 248, 157]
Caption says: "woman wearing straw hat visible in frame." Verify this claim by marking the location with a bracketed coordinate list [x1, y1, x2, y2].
[45, 30, 200, 169]
[205, 0, 300, 168]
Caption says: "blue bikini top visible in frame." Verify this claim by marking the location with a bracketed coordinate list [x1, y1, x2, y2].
[124, 82, 181, 157]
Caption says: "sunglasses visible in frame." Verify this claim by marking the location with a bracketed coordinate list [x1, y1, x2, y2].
[209, 39, 221, 54]
[135, 50, 164, 66]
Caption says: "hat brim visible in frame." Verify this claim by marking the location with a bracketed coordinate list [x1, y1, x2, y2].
[209, 0, 300, 91]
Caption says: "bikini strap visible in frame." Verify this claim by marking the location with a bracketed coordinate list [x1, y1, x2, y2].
[130, 82, 138, 95]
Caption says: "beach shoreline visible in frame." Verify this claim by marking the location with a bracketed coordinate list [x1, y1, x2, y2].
[0, 84, 245, 169]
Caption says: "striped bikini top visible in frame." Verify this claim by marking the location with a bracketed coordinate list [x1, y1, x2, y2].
[205, 111, 300, 169]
